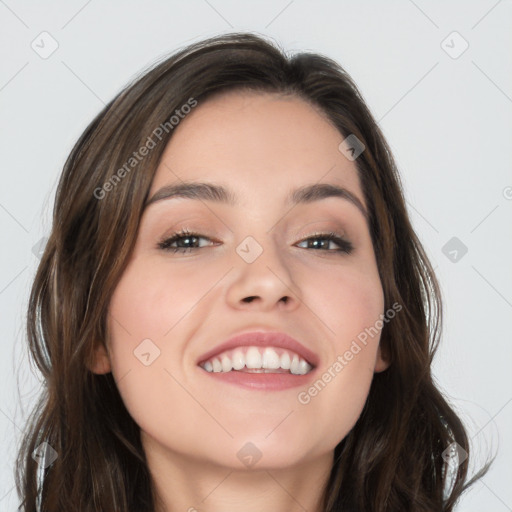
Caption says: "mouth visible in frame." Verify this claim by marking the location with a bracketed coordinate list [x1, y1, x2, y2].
[196, 331, 319, 390]
[199, 346, 314, 375]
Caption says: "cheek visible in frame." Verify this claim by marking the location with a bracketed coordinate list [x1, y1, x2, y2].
[301, 255, 384, 348]
[104, 258, 203, 383]
[107, 257, 224, 348]
[105, 258, 217, 439]
[293, 260, 384, 446]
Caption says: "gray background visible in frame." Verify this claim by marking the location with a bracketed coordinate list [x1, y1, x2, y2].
[1, 1, 511, 510]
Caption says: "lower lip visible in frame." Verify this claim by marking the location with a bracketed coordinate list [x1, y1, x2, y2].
[198, 367, 317, 391]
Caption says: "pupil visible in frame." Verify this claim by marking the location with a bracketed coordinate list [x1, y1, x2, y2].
[181, 236, 196, 247]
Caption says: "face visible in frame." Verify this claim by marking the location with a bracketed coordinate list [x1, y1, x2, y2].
[92, 90, 389, 471]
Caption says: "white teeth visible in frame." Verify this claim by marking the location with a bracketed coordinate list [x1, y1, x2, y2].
[200, 345, 314, 375]
[262, 347, 280, 369]
[290, 354, 301, 375]
[280, 352, 291, 370]
[231, 349, 245, 370]
[245, 347, 262, 369]
[221, 355, 232, 372]
[298, 359, 312, 374]
[212, 358, 222, 373]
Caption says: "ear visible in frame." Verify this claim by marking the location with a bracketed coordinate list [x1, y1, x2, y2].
[374, 345, 390, 373]
[87, 341, 112, 374]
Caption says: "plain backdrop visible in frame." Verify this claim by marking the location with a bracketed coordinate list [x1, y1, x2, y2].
[1, 1, 511, 510]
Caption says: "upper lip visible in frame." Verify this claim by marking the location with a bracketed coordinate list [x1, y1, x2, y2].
[196, 330, 319, 368]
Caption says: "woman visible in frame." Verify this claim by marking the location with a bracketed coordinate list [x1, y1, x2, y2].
[15, 32, 490, 511]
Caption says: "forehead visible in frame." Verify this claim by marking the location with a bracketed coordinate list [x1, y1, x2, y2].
[149, 90, 364, 206]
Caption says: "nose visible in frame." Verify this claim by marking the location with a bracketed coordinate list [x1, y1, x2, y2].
[225, 236, 302, 312]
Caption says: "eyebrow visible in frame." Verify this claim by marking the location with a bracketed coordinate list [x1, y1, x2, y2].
[144, 181, 368, 221]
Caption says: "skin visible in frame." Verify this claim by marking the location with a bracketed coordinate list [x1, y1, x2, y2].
[90, 90, 390, 512]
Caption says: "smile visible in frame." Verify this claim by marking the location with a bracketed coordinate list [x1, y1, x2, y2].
[199, 346, 314, 375]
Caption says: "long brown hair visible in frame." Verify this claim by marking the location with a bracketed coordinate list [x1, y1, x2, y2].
[15, 32, 492, 511]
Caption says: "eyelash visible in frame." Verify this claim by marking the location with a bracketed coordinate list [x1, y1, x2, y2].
[157, 228, 354, 255]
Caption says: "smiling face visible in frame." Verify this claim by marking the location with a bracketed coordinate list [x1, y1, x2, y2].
[91, 90, 388, 473]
